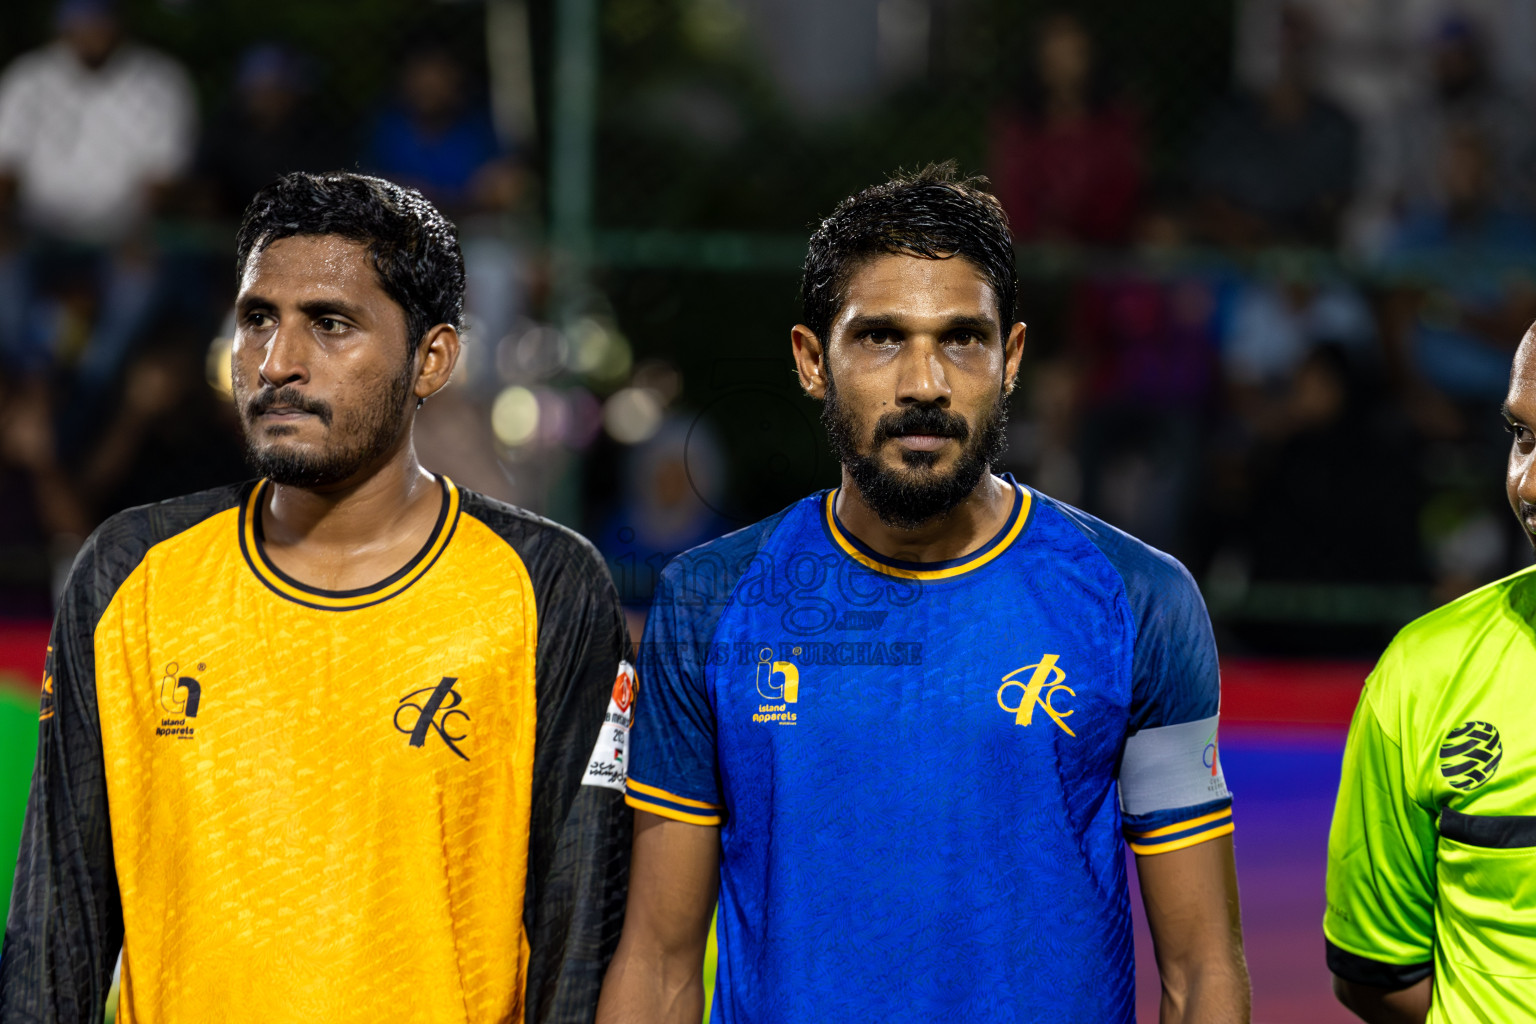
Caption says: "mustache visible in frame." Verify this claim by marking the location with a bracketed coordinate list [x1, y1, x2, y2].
[1521, 501, 1536, 523]
[871, 404, 971, 445]
[246, 386, 333, 427]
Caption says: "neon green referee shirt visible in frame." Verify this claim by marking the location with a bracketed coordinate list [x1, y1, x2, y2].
[1326, 565, 1536, 1021]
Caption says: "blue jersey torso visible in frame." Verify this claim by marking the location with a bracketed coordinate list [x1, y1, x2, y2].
[628, 478, 1231, 1023]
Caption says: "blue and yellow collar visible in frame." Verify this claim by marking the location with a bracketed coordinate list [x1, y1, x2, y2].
[822, 474, 1031, 581]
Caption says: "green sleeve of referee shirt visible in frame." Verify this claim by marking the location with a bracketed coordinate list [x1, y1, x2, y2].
[1324, 642, 1437, 987]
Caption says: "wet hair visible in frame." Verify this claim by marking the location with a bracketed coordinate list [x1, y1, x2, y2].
[800, 161, 1017, 342]
[235, 171, 465, 353]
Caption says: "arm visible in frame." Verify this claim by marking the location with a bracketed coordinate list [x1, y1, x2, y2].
[1323, 644, 1436, 1022]
[0, 538, 123, 1023]
[521, 531, 634, 1024]
[1332, 977, 1431, 1024]
[595, 813, 719, 1024]
[1135, 835, 1250, 1024]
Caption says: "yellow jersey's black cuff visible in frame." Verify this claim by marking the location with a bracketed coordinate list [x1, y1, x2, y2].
[1325, 939, 1433, 990]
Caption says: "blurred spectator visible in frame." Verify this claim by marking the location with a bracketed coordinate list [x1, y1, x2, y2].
[1244, 345, 1425, 586]
[1067, 202, 1225, 554]
[1189, 3, 1359, 247]
[1222, 265, 1375, 407]
[196, 45, 346, 219]
[0, 325, 244, 610]
[987, 13, 1141, 246]
[1389, 16, 1536, 217]
[0, 0, 194, 405]
[367, 43, 533, 386]
[592, 416, 731, 642]
[1377, 123, 1536, 411]
[365, 45, 523, 218]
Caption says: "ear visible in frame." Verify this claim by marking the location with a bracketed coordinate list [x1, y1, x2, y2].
[791, 324, 826, 399]
[414, 323, 462, 404]
[1002, 321, 1027, 396]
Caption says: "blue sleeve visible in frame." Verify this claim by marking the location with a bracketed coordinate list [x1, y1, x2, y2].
[1045, 495, 1233, 854]
[1114, 545, 1232, 852]
[625, 510, 793, 826]
[626, 561, 725, 825]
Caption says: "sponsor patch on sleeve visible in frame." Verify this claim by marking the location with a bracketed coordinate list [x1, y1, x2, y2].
[581, 661, 636, 791]
[39, 645, 54, 722]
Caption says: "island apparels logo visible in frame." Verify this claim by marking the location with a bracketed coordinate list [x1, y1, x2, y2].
[395, 676, 470, 761]
[157, 661, 204, 740]
[753, 645, 800, 725]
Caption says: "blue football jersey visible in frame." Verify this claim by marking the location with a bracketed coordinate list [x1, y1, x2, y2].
[627, 476, 1232, 1022]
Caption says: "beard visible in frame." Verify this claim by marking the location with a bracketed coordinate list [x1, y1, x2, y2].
[238, 361, 414, 488]
[822, 371, 1009, 530]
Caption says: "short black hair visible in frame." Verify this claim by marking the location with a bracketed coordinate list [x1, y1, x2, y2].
[800, 162, 1017, 342]
[235, 171, 465, 352]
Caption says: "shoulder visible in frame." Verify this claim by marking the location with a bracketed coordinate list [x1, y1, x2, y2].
[457, 486, 608, 583]
[0, 46, 64, 91]
[1030, 489, 1200, 603]
[655, 498, 805, 600]
[69, 484, 246, 615]
[1389, 567, 1536, 667]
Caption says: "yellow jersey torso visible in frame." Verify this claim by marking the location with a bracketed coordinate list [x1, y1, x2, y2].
[0, 478, 632, 1024]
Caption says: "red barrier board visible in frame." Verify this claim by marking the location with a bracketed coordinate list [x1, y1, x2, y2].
[0, 622, 48, 688]
[1221, 658, 1370, 729]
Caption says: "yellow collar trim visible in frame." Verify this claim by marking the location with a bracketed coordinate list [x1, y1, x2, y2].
[822, 481, 1031, 581]
[240, 476, 461, 611]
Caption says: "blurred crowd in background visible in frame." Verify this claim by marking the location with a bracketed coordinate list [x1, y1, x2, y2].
[1, 0, 1535, 657]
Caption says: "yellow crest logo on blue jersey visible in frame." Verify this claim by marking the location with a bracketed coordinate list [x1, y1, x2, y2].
[997, 654, 1076, 737]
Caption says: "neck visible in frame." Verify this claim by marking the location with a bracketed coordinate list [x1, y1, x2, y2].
[261, 442, 435, 552]
[834, 470, 1014, 564]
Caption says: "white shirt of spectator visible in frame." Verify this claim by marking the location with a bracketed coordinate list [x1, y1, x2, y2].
[0, 41, 195, 244]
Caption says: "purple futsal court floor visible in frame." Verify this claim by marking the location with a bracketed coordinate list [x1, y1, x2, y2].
[1129, 727, 1356, 1023]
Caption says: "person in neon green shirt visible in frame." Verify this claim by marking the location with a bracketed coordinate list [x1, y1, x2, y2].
[1326, 328, 1536, 1022]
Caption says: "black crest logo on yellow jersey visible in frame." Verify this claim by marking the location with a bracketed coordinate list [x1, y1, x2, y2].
[1440, 720, 1502, 791]
[997, 654, 1076, 737]
[395, 676, 470, 760]
[156, 661, 204, 739]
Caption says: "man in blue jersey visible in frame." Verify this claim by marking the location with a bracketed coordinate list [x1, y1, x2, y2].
[597, 164, 1250, 1023]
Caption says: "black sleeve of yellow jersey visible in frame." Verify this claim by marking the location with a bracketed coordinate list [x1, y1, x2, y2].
[459, 493, 632, 1024]
[0, 551, 121, 1024]
[0, 487, 240, 1024]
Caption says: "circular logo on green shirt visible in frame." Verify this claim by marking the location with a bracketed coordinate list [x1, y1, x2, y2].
[1439, 721, 1503, 791]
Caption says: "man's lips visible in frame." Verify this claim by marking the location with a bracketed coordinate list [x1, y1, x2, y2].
[890, 433, 951, 452]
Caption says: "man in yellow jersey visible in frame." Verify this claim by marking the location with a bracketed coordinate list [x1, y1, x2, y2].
[0, 172, 633, 1024]
[1326, 325, 1536, 1022]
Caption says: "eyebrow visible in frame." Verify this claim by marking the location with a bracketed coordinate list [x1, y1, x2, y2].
[236, 294, 370, 323]
[842, 313, 999, 335]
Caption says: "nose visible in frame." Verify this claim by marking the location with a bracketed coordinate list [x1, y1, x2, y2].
[258, 321, 309, 389]
[1516, 449, 1536, 505]
[895, 337, 950, 407]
